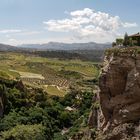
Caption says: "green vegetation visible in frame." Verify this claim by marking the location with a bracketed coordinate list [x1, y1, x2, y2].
[0, 52, 100, 96]
[45, 85, 67, 97]
[0, 71, 11, 79]
[0, 51, 100, 139]
[105, 46, 140, 57]
[1, 124, 46, 140]
[123, 32, 129, 46]
[0, 78, 96, 139]
[113, 32, 140, 47]
[116, 38, 124, 46]
[0, 70, 19, 79]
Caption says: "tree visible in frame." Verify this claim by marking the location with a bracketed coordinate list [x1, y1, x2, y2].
[59, 111, 72, 127]
[112, 42, 116, 47]
[116, 38, 123, 46]
[0, 124, 47, 140]
[137, 38, 140, 46]
[123, 32, 129, 46]
[129, 38, 134, 46]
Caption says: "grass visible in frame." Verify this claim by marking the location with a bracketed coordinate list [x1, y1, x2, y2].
[45, 85, 67, 97]
[9, 69, 44, 79]
[0, 52, 99, 77]
[65, 65, 98, 77]
[0, 71, 11, 79]
[0, 69, 20, 79]
[0, 52, 100, 96]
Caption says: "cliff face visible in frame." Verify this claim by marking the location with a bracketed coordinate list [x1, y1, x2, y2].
[98, 48, 140, 140]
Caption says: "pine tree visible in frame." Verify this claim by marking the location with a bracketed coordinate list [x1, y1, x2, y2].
[123, 32, 129, 47]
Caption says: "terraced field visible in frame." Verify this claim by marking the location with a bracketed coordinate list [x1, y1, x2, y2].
[9, 69, 45, 79]
[0, 52, 100, 96]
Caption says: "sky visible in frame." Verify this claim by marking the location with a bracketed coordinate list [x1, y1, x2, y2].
[0, 0, 139, 45]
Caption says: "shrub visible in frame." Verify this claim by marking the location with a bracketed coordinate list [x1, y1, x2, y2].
[0, 124, 46, 140]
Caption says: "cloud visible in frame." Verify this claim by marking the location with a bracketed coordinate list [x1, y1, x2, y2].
[43, 8, 138, 42]
[122, 22, 138, 28]
[9, 38, 17, 42]
[0, 29, 22, 34]
[0, 29, 41, 36]
[17, 31, 41, 36]
[0, 29, 42, 45]
[70, 8, 93, 17]
[4, 37, 72, 46]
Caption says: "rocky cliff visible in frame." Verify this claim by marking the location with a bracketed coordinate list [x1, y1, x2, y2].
[98, 47, 140, 140]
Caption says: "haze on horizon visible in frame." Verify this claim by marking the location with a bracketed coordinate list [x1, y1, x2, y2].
[0, 0, 139, 45]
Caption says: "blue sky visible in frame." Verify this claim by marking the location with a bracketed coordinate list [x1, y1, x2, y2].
[0, 0, 139, 45]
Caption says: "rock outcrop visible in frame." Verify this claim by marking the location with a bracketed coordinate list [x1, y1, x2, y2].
[98, 47, 140, 140]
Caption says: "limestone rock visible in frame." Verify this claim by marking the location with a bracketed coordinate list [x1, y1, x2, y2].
[98, 50, 140, 139]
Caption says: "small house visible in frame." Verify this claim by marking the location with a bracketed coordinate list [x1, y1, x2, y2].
[128, 32, 140, 46]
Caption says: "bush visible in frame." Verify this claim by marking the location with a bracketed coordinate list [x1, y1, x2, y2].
[0, 124, 46, 140]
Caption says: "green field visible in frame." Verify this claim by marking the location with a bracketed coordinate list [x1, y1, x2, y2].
[0, 52, 100, 96]
[44, 85, 67, 97]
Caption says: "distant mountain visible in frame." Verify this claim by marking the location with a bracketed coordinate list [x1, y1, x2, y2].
[0, 42, 110, 61]
[0, 42, 111, 52]
[18, 42, 111, 50]
[0, 43, 17, 51]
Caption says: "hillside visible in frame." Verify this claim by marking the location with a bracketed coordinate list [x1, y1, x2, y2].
[1, 46, 140, 139]
[0, 49, 101, 139]
[0, 43, 16, 51]
[0, 42, 111, 52]
[18, 42, 111, 50]
[0, 42, 111, 62]
[0, 76, 97, 139]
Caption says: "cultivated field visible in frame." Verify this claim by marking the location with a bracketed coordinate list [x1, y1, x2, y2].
[0, 52, 100, 96]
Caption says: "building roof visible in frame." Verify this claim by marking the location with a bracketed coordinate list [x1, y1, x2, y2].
[129, 32, 140, 37]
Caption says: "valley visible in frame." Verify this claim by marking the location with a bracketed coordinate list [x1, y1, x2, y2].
[0, 52, 99, 97]
[0, 50, 100, 140]
[0, 0, 138, 139]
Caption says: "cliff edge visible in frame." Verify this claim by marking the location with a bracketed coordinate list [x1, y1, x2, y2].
[98, 47, 140, 140]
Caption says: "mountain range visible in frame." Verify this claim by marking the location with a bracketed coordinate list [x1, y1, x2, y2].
[18, 42, 111, 50]
[0, 42, 111, 51]
[0, 43, 17, 51]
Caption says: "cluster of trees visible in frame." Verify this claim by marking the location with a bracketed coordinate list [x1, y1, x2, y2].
[112, 33, 136, 47]
[0, 79, 94, 140]
[15, 49, 105, 62]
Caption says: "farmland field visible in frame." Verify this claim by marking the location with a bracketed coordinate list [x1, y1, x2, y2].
[44, 85, 67, 97]
[0, 52, 100, 96]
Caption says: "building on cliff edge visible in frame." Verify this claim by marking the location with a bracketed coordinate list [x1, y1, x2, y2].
[128, 32, 140, 46]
